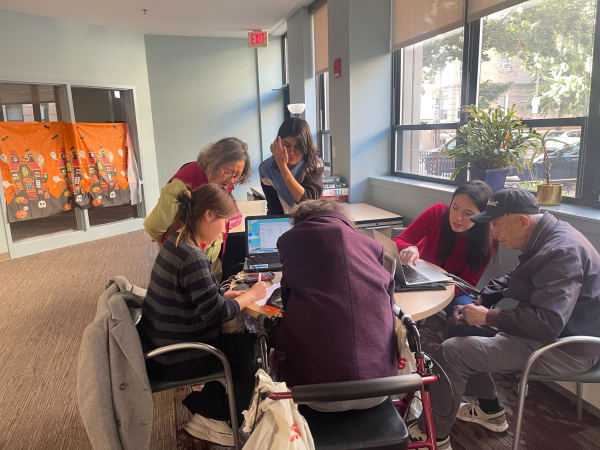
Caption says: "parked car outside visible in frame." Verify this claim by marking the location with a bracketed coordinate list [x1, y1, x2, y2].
[544, 130, 581, 152]
[519, 141, 580, 182]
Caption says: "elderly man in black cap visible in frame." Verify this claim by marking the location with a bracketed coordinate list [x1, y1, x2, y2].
[409, 188, 600, 450]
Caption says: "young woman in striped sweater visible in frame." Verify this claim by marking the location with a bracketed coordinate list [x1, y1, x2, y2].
[138, 183, 266, 429]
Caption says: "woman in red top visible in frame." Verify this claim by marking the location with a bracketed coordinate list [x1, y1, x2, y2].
[393, 180, 497, 316]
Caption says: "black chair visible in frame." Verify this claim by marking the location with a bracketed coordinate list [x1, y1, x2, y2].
[129, 307, 241, 450]
[290, 375, 423, 450]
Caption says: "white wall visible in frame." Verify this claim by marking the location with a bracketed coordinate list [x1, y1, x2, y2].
[144, 35, 283, 202]
[258, 40, 286, 162]
[287, 7, 317, 141]
[326, 0, 392, 203]
[0, 9, 160, 256]
[370, 175, 600, 410]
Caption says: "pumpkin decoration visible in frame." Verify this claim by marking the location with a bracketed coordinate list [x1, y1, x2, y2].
[64, 203, 72, 211]
[92, 198, 102, 206]
[16, 210, 27, 219]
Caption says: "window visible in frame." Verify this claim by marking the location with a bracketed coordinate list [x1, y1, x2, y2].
[0, 82, 76, 242]
[392, 0, 600, 209]
[316, 71, 330, 166]
[0, 82, 144, 247]
[499, 54, 511, 72]
[393, 28, 463, 179]
[312, 1, 329, 165]
[281, 33, 291, 119]
[71, 87, 142, 226]
[0, 83, 60, 123]
[282, 33, 289, 86]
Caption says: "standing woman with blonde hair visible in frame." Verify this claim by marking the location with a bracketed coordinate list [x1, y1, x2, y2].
[138, 183, 266, 431]
[143, 137, 251, 277]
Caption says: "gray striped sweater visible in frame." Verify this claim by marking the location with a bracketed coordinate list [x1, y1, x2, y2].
[138, 232, 240, 364]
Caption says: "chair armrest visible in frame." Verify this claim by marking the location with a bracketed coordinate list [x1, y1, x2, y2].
[291, 374, 423, 404]
[521, 336, 600, 381]
[144, 342, 225, 361]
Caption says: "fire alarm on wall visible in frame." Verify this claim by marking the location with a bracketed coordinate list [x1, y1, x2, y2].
[333, 58, 341, 78]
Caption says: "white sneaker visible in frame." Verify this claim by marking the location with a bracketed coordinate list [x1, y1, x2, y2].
[408, 422, 452, 450]
[456, 400, 508, 432]
[183, 413, 234, 446]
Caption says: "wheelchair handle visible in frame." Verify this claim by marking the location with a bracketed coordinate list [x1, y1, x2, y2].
[393, 304, 415, 328]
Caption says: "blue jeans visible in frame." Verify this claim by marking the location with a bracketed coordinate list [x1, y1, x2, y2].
[443, 294, 473, 317]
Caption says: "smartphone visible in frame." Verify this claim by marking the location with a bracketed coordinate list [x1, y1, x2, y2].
[244, 272, 276, 283]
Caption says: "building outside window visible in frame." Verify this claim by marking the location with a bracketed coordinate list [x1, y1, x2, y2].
[392, 0, 600, 209]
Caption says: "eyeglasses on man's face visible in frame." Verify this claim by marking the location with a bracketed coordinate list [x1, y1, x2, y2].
[220, 167, 243, 181]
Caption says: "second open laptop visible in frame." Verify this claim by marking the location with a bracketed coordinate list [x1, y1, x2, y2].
[242, 215, 293, 272]
[373, 230, 451, 285]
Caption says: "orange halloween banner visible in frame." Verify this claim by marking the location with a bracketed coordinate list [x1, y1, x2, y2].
[0, 122, 135, 223]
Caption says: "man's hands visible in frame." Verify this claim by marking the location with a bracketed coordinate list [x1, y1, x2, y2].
[450, 303, 488, 326]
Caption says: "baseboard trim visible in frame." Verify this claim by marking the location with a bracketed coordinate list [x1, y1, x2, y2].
[0, 252, 9, 262]
[541, 381, 600, 419]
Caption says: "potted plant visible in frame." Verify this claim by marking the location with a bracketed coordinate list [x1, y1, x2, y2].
[442, 105, 533, 192]
[527, 130, 565, 206]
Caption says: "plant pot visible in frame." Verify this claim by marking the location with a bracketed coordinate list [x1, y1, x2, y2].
[468, 167, 510, 192]
[537, 183, 563, 206]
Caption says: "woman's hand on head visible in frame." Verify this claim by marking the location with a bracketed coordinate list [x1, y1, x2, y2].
[399, 246, 419, 266]
[270, 136, 288, 168]
[249, 281, 268, 302]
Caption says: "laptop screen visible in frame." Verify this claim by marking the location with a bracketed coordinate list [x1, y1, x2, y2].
[247, 217, 293, 255]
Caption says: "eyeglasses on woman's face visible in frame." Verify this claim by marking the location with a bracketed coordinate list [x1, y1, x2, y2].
[220, 167, 243, 181]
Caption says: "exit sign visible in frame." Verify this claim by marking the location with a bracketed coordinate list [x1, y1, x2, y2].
[248, 30, 268, 48]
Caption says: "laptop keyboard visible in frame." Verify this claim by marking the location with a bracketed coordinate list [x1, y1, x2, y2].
[249, 256, 280, 265]
[402, 265, 430, 284]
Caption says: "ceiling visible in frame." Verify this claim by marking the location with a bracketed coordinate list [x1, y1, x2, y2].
[0, 0, 313, 37]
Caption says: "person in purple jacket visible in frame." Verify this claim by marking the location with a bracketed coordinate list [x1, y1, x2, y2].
[273, 199, 399, 412]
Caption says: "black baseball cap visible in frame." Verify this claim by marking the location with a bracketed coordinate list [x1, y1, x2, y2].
[470, 188, 540, 224]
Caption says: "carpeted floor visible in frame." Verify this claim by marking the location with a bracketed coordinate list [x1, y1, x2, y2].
[420, 315, 600, 450]
[0, 230, 206, 450]
[0, 229, 599, 450]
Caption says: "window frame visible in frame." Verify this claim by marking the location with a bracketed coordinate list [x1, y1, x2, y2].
[316, 71, 330, 167]
[281, 32, 291, 120]
[391, 0, 600, 209]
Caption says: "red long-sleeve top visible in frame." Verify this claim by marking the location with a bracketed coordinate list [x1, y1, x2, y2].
[392, 203, 493, 297]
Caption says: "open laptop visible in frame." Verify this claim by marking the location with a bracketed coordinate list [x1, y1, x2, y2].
[242, 215, 293, 272]
[373, 230, 450, 285]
